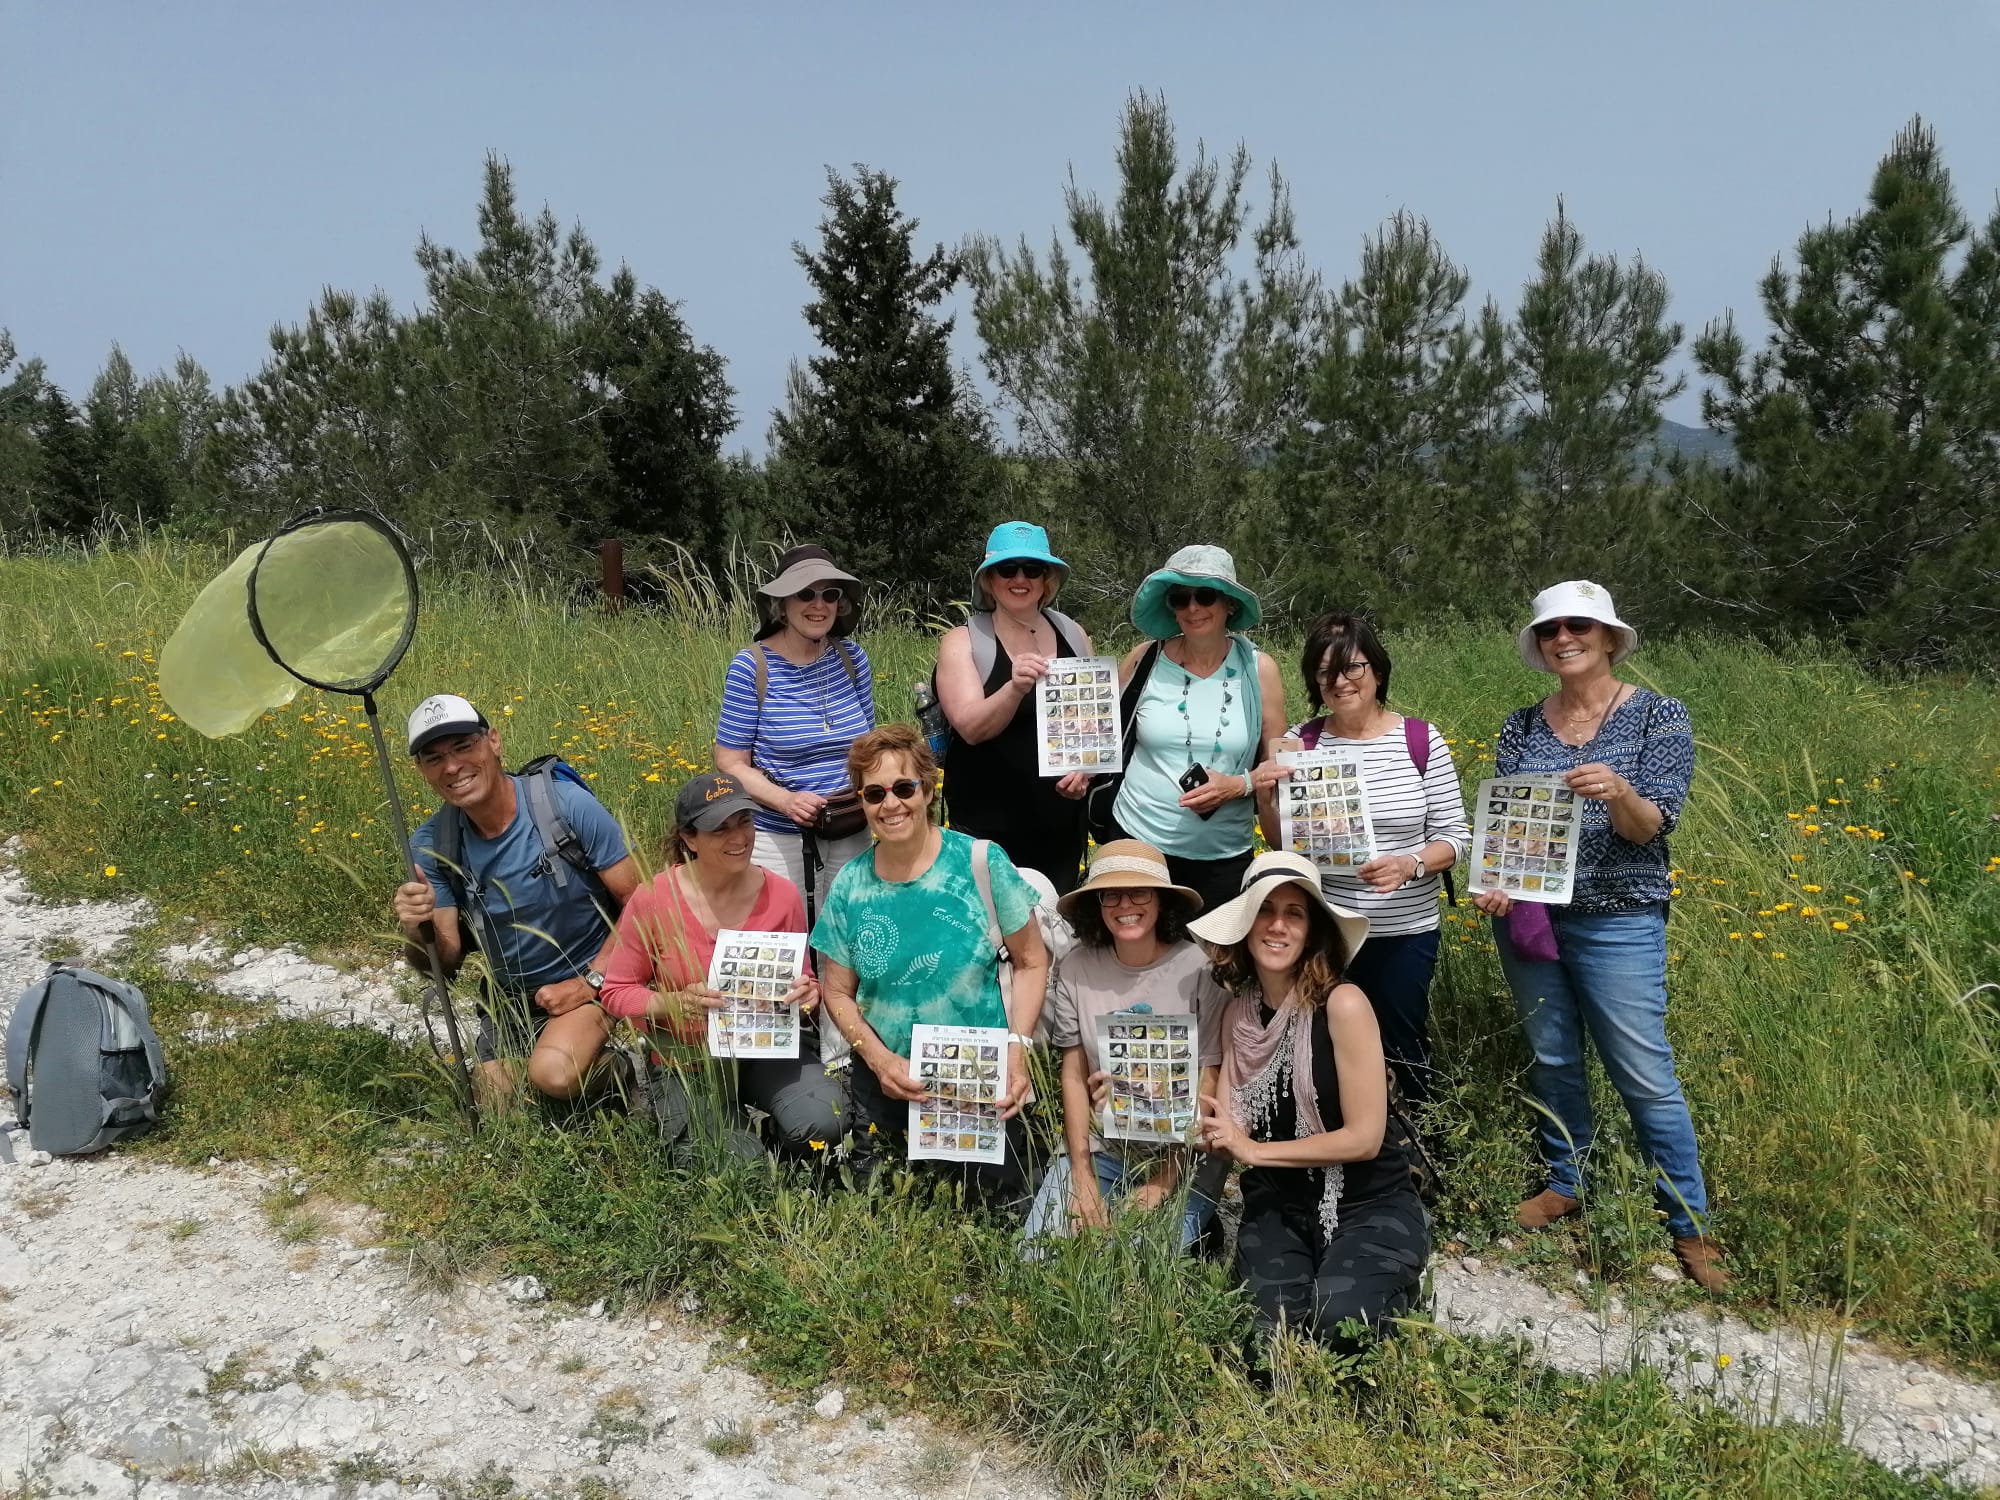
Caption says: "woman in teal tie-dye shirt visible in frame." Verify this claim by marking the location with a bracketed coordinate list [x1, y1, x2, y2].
[814, 725, 1050, 1200]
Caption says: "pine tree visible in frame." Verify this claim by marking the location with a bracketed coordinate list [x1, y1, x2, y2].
[964, 93, 1319, 595]
[769, 165, 996, 607]
[1690, 118, 2000, 661]
[1273, 212, 1511, 617]
[1504, 200, 1680, 576]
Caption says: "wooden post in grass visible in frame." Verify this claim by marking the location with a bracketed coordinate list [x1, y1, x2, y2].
[600, 539, 625, 613]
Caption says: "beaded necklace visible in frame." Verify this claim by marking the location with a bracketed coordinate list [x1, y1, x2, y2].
[1174, 645, 1237, 766]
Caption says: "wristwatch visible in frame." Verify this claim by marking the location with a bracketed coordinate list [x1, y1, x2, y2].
[583, 968, 605, 995]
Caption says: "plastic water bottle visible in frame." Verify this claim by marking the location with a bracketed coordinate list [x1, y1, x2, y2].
[912, 678, 950, 763]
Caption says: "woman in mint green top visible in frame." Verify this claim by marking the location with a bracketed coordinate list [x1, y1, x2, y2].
[1110, 546, 1287, 915]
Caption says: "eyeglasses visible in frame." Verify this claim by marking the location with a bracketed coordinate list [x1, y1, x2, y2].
[860, 778, 924, 805]
[1531, 616, 1601, 641]
[1166, 586, 1222, 610]
[1315, 660, 1370, 683]
[794, 586, 845, 604]
[990, 561, 1047, 581]
[415, 735, 483, 769]
[1096, 888, 1157, 908]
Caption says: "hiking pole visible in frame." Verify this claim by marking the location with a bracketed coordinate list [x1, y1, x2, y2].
[363, 687, 479, 1128]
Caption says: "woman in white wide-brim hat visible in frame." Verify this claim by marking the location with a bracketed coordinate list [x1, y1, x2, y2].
[1018, 840, 1224, 1252]
[1187, 852, 1429, 1351]
[936, 521, 1095, 894]
[713, 544, 877, 904]
[1471, 579, 1725, 1293]
[1104, 545, 1288, 916]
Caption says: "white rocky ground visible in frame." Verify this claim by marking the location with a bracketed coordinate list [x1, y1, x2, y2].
[2, 844, 1997, 1495]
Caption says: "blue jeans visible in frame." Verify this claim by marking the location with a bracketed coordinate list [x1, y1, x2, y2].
[1495, 904, 1711, 1238]
[1021, 1152, 1218, 1252]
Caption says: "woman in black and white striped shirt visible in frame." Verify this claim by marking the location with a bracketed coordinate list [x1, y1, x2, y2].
[1251, 614, 1470, 1106]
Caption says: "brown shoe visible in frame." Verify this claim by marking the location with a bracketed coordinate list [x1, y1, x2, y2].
[1673, 1235, 1730, 1293]
[1516, 1189, 1582, 1229]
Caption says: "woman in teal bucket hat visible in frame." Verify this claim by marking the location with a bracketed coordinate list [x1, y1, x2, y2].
[936, 521, 1096, 893]
[1109, 544, 1288, 916]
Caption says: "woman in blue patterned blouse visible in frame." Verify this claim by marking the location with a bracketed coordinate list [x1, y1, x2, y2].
[1469, 580, 1725, 1293]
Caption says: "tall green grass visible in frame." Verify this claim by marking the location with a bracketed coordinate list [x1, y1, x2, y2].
[1, 538, 1995, 1495]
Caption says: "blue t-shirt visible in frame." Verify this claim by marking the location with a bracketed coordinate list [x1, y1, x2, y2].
[1494, 688, 1692, 913]
[413, 774, 630, 997]
[811, 829, 1036, 1059]
[715, 641, 876, 836]
[1114, 634, 1263, 859]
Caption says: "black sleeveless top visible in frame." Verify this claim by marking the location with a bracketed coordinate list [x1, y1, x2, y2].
[942, 614, 1087, 837]
[1241, 1000, 1417, 1218]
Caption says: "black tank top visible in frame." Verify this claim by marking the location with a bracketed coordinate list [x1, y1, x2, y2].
[942, 615, 1087, 837]
[1242, 1000, 1416, 1215]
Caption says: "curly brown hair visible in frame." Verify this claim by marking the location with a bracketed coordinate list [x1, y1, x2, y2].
[845, 724, 941, 824]
[1068, 890, 1199, 950]
[1207, 890, 1351, 1007]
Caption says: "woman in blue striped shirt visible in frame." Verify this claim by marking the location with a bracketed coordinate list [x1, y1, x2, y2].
[714, 545, 878, 904]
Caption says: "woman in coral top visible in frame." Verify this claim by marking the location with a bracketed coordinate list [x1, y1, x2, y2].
[599, 771, 845, 1157]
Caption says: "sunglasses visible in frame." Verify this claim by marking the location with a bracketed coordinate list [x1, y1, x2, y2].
[794, 586, 845, 604]
[860, 778, 924, 805]
[1166, 586, 1223, 610]
[1096, 888, 1157, 907]
[990, 561, 1048, 581]
[1315, 660, 1369, 683]
[1531, 616, 1601, 641]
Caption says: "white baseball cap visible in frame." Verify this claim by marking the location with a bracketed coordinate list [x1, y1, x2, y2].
[407, 694, 489, 754]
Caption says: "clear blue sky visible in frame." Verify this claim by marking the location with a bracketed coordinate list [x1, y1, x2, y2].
[5, 1, 1997, 449]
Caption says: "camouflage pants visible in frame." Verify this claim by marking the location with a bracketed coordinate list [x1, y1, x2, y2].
[1234, 1187, 1429, 1351]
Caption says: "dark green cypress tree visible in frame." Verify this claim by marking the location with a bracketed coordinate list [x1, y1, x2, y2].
[769, 165, 997, 609]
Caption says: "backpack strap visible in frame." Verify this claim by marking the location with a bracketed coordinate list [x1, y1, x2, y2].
[967, 612, 999, 684]
[1118, 642, 1164, 761]
[1400, 718, 1458, 907]
[1299, 718, 1323, 750]
[522, 766, 574, 893]
[971, 838, 1003, 955]
[4, 974, 49, 1124]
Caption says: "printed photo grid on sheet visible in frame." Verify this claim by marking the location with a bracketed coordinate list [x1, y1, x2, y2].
[1095, 1010, 1198, 1144]
[1468, 775, 1579, 903]
[706, 929, 808, 1059]
[1036, 657, 1123, 778]
[908, 1023, 1009, 1164]
[1277, 749, 1379, 872]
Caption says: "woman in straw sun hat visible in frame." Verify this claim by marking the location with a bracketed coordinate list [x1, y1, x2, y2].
[714, 544, 876, 902]
[936, 521, 1095, 894]
[1188, 852, 1429, 1351]
[1471, 579, 1724, 1293]
[1019, 840, 1224, 1251]
[1107, 545, 1288, 916]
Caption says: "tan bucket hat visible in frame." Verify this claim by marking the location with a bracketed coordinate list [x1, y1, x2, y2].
[1055, 839, 1203, 920]
[1187, 850, 1369, 960]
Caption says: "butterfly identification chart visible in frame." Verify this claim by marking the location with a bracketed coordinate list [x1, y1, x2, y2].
[1277, 749, 1379, 873]
[1469, 775, 1580, 902]
[909, 1023, 1009, 1164]
[1095, 1010, 1199, 1144]
[1036, 657, 1123, 777]
[706, 929, 809, 1059]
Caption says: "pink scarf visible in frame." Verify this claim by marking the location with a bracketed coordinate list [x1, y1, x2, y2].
[1220, 986, 1345, 1234]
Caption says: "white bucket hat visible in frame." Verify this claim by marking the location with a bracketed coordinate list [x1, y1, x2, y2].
[1188, 851, 1368, 962]
[1518, 579, 1639, 673]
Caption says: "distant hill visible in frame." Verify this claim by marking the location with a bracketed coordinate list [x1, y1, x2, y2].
[1649, 417, 1735, 468]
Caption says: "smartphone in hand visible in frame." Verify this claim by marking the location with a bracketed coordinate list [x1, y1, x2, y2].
[1178, 763, 1218, 820]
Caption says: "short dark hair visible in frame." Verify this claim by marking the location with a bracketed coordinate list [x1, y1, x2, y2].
[1300, 612, 1392, 713]
[1068, 890, 1198, 950]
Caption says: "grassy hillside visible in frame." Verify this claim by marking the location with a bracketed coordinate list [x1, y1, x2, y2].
[1, 539, 1994, 1497]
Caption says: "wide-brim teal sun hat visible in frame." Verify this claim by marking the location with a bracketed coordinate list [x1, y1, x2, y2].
[970, 521, 1069, 610]
[1130, 544, 1262, 640]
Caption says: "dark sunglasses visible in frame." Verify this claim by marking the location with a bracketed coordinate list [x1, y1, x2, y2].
[794, 585, 845, 604]
[990, 561, 1048, 580]
[1166, 586, 1223, 610]
[860, 778, 924, 805]
[1315, 660, 1369, 683]
[1531, 616, 1601, 641]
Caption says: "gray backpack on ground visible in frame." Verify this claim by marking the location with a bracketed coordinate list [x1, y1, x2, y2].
[4, 962, 167, 1157]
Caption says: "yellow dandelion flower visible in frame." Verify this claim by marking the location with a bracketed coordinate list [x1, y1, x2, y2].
[1832, 920, 1850, 931]
[103, 865, 118, 877]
